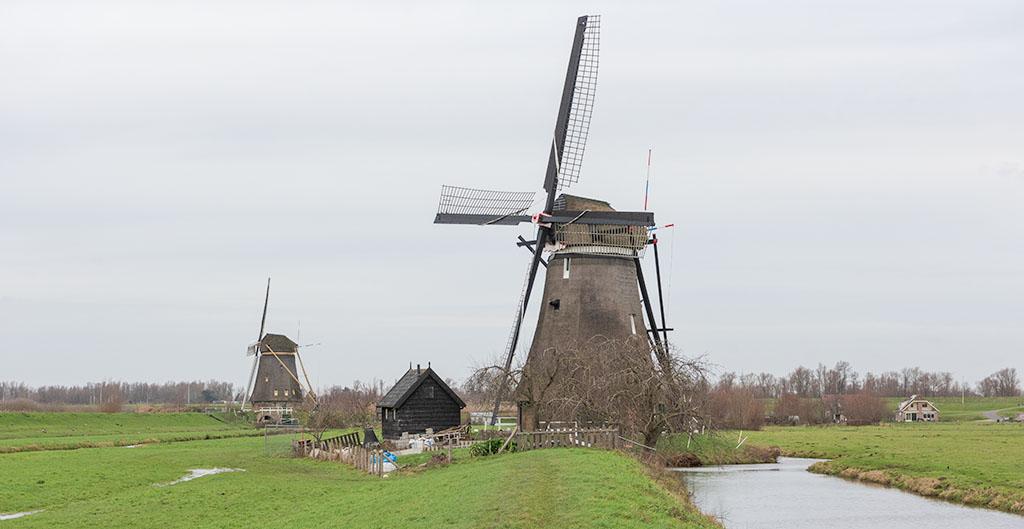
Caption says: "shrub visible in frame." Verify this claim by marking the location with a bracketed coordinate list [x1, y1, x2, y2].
[470, 438, 515, 456]
[841, 392, 890, 425]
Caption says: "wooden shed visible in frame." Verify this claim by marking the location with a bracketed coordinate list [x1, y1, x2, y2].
[377, 364, 465, 440]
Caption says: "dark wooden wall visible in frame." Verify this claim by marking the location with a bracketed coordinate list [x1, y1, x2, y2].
[381, 377, 461, 439]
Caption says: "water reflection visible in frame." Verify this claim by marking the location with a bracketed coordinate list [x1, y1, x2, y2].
[674, 457, 1024, 529]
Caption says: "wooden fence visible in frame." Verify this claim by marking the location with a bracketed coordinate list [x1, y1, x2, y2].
[293, 432, 387, 477]
[293, 431, 361, 454]
[424, 439, 475, 451]
[337, 444, 387, 476]
[514, 428, 620, 451]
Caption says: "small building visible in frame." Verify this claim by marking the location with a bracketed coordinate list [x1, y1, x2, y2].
[377, 364, 465, 440]
[896, 395, 940, 422]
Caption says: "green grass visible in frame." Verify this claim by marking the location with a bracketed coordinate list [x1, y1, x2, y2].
[747, 422, 1024, 513]
[881, 397, 1024, 422]
[0, 412, 258, 452]
[0, 436, 716, 528]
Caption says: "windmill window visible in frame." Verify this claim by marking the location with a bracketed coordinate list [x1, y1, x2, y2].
[563, 258, 571, 279]
[629, 314, 637, 335]
[274, 389, 279, 397]
[264, 377, 269, 383]
[284, 390, 289, 397]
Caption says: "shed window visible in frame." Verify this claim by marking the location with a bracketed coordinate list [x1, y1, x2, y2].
[427, 386, 435, 398]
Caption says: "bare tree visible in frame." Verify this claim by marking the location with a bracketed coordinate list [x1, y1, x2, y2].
[840, 392, 889, 425]
[513, 338, 709, 446]
[977, 368, 1021, 397]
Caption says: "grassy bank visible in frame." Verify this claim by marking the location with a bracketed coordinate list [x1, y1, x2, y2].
[0, 412, 258, 453]
[747, 422, 1024, 514]
[0, 432, 718, 528]
[657, 432, 778, 467]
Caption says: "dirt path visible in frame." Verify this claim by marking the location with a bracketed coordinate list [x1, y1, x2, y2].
[982, 410, 1003, 421]
[981, 408, 1021, 422]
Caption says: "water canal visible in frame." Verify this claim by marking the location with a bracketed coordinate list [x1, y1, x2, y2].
[674, 457, 1024, 529]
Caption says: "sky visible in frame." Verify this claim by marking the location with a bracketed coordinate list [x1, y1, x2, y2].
[1, 0, 1021, 389]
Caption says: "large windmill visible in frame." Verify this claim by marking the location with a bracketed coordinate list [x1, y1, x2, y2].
[433, 15, 672, 427]
[242, 278, 317, 423]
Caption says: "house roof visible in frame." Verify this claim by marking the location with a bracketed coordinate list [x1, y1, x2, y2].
[259, 333, 298, 353]
[377, 366, 466, 409]
[897, 395, 940, 413]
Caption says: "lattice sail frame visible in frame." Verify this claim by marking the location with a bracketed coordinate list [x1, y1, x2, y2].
[557, 15, 600, 193]
[436, 185, 536, 218]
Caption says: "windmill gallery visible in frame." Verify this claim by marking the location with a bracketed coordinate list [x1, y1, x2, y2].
[243, 15, 688, 447]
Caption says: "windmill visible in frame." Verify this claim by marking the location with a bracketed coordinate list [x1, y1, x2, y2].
[241, 278, 318, 423]
[432, 15, 672, 427]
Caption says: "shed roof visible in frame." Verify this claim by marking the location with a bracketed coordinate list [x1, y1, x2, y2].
[377, 366, 466, 409]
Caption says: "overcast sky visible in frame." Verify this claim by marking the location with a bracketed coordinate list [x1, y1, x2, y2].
[2, 0, 1021, 389]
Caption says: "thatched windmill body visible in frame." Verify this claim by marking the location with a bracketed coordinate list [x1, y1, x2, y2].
[242, 278, 318, 423]
[433, 16, 672, 427]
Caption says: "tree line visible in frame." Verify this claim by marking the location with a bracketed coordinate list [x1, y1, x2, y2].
[716, 364, 1020, 399]
[0, 380, 240, 407]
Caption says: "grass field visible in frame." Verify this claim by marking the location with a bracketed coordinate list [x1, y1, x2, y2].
[0, 412, 259, 452]
[0, 414, 716, 528]
[747, 422, 1024, 513]
[881, 396, 1024, 422]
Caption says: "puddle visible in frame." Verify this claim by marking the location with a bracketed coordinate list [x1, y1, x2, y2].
[0, 510, 43, 521]
[156, 468, 245, 487]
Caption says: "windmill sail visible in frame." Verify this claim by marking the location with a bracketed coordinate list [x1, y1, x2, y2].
[434, 186, 536, 225]
[556, 15, 599, 193]
[544, 15, 600, 196]
[434, 184, 651, 226]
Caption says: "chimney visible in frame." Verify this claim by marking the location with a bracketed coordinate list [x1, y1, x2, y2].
[417, 363, 421, 374]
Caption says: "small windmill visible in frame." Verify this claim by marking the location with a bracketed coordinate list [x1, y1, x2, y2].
[433, 16, 672, 426]
[241, 278, 318, 422]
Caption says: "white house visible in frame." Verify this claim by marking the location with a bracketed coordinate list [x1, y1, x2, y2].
[896, 395, 940, 422]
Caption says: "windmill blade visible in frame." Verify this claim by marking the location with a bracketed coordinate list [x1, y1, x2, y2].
[488, 230, 547, 425]
[544, 15, 600, 196]
[295, 349, 317, 404]
[241, 354, 259, 410]
[434, 185, 536, 226]
[258, 277, 270, 341]
[556, 15, 600, 193]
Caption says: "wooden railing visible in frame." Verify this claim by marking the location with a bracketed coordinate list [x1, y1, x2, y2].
[514, 427, 620, 451]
